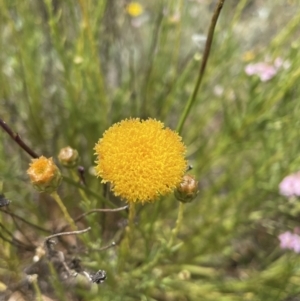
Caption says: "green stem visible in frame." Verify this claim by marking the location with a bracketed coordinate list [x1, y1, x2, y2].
[128, 203, 135, 239]
[131, 201, 185, 277]
[141, 4, 164, 117]
[230, 0, 248, 27]
[176, 0, 226, 134]
[31, 275, 43, 301]
[125, 203, 136, 250]
[168, 202, 185, 248]
[77, 0, 107, 108]
[70, 169, 90, 204]
[118, 203, 136, 271]
[62, 175, 125, 214]
[131, 247, 163, 277]
[51, 191, 77, 231]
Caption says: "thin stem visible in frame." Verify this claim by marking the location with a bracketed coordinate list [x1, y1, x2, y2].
[50, 191, 77, 231]
[0, 222, 35, 251]
[62, 175, 121, 210]
[90, 241, 116, 252]
[127, 202, 136, 251]
[11, 214, 33, 245]
[131, 202, 185, 277]
[176, 0, 226, 134]
[45, 227, 91, 242]
[30, 275, 43, 301]
[0, 117, 39, 158]
[73, 205, 128, 224]
[168, 202, 185, 248]
[230, 0, 248, 27]
[125, 203, 136, 247]
[70, 169, 90, 204]
[141, 4, 164, 117]
[77, 0, 107, 110]
[131, 246, 163, 277]
[59, 205, 128, 232]
[77, 166, 86, 186]
[0, 208, 50, 233]
[118, 203, 135, 271]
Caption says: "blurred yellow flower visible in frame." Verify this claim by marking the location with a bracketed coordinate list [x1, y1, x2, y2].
[94, 118, 187, 203]
[27, 156, 62, 193]
[242, 51, 255, 62]
[126, 2, 144, 17]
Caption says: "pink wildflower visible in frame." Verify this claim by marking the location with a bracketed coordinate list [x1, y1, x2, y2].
[245, 62, 277, 82]
[245, 57, 290, 82]
[278, 231, 300, 253]
[279, 172, 300, 197]
[274, 57, 291, 70]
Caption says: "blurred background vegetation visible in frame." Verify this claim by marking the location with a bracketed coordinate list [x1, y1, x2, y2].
[1, 0, 300, 300]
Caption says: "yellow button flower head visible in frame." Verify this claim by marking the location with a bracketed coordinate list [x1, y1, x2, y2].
[27, 156, 62, 193]
[94, 118, 187, 203]
[126, 2, 144, 17]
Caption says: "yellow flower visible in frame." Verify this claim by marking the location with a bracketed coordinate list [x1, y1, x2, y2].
[94, 118, 187, 203]
[242, 51, 255, 62]
[27, 156, 62, 193]
[126, 2, 144, 17]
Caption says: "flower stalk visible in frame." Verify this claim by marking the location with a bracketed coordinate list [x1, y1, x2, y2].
[118, 203, 136, 271]
[50, 191, 77, 231]
[168, 202, 185, 249]
[128, 203, 136, 242]
[176, 0, 226, 134]
[30, 274, 43, 301]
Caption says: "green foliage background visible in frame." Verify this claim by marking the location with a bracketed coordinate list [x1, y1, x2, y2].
[1, 0, 300, 300]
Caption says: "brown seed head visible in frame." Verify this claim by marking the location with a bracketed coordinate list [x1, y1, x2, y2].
[175, 174, 199, 203]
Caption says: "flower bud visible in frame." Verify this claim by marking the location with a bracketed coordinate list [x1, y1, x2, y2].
[27, 156, 62, 193]
[58, 146, 79, 168]
[174, 174, 199, 203]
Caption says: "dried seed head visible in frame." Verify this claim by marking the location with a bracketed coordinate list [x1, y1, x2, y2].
[58, 146, 79, 168]
[175, 174, 199, 203]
